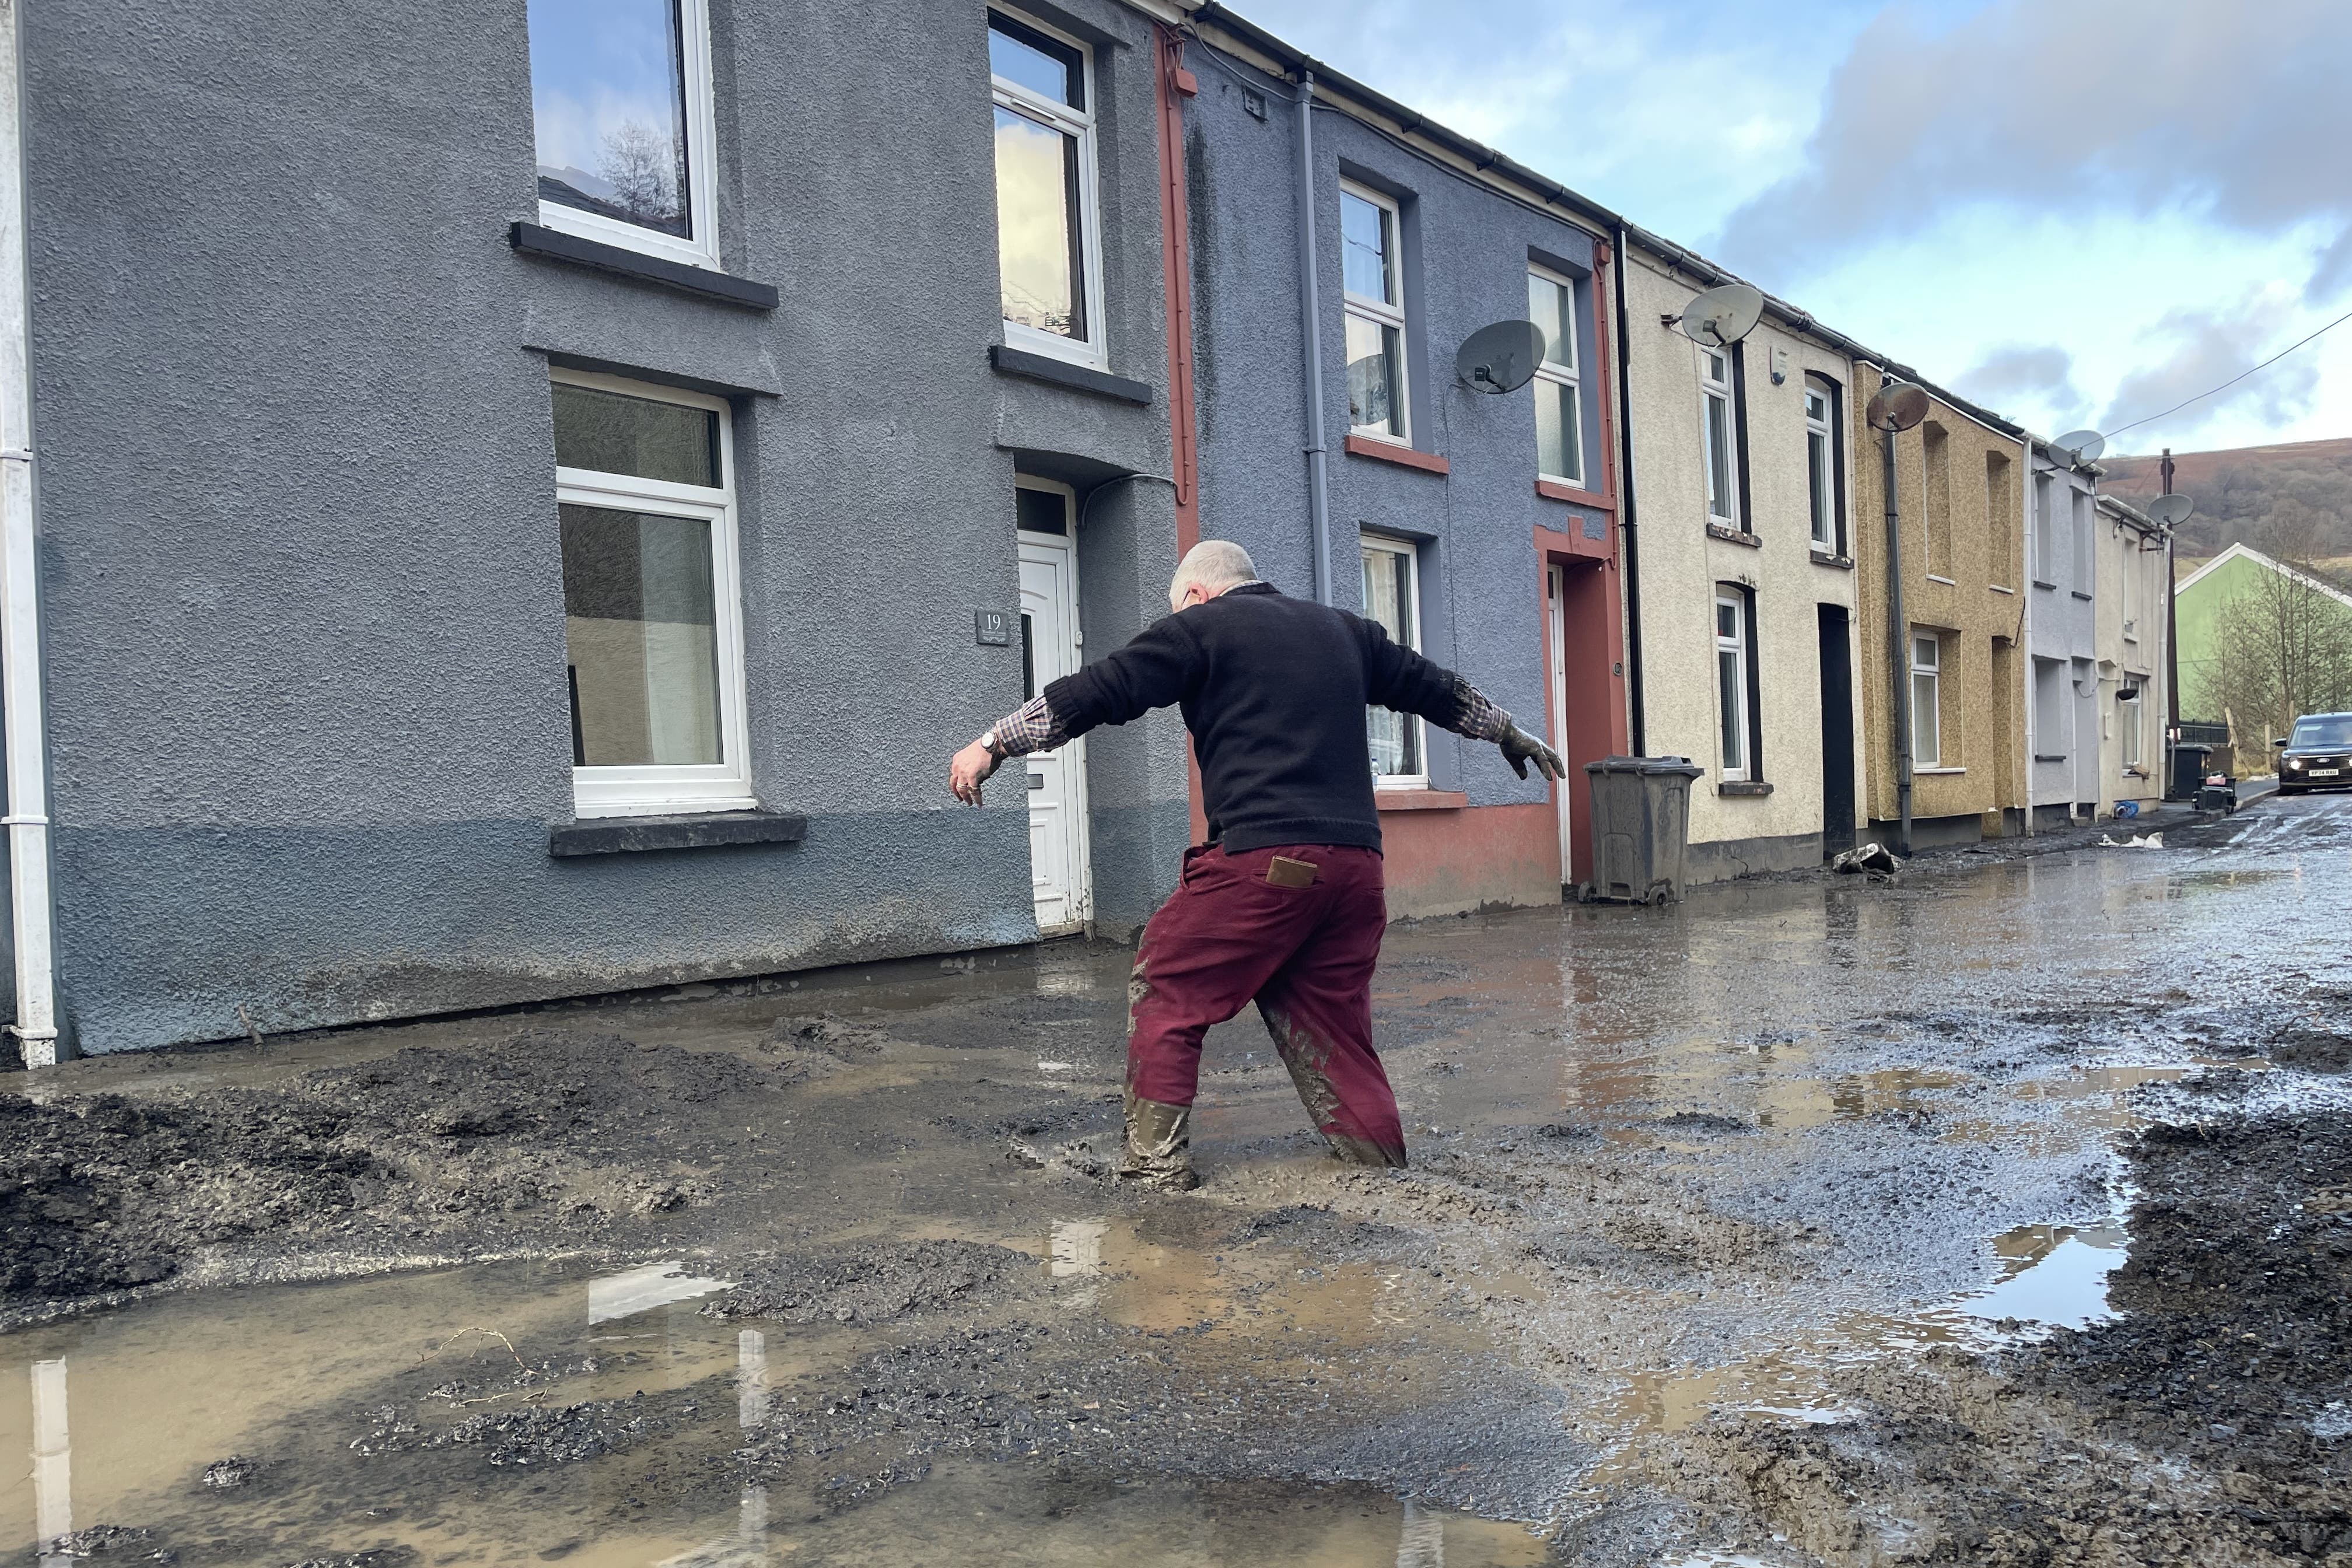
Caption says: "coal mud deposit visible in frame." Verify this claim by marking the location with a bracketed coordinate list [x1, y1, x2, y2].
[2, 793, 2349, 1563]
[1610, 1103, 2352, 1566]
[0, 1028, 877, 1320]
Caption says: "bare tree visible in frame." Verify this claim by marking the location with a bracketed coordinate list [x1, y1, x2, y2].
[599, 120, 679, 228]
[2206, 515, 2352, 762]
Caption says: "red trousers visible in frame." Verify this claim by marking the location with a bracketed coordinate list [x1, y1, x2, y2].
[1126, 842, 1405, 1164]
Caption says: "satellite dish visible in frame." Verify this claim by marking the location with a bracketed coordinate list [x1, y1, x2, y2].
[2054, 428, 2105, 464]
[1455, 319, 1545, 394]
[1866, 382, 1929, 433]
[2148, 493, 2194, 527]
[1664, 282, 1764, 348]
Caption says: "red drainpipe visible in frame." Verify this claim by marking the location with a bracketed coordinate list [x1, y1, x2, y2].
[1156, 24, 1209, 842]
[1156, 24, 1200, 554]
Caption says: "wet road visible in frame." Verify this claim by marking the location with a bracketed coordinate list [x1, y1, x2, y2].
[2, 791, 2347, 1564]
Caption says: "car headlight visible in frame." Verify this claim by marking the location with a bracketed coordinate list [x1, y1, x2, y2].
[2288, 758, 2307, 770]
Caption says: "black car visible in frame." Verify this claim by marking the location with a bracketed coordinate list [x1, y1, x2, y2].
[2276, 712, 2352, 794]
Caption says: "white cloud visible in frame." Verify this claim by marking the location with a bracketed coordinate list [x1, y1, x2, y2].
[1210, 0, 2352, 453]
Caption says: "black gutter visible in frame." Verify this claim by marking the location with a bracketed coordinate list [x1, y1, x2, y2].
[1613, 222, 1645, 755]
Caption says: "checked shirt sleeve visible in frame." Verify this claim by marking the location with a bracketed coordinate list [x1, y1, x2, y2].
[985, 694, 1074, 757]
[1444, 677, 1515, 743]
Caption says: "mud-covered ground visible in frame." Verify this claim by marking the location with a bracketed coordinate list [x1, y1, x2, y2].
[2, 792, 2347, 1564]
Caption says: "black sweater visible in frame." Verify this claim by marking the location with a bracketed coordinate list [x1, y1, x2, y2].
[1042, 583, 1471, 852]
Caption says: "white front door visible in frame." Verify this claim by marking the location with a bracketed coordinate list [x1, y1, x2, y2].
[1017, 487, 1090, 936]
[1547, 563, 1573, 881]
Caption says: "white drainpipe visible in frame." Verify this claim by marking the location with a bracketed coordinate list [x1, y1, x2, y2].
[0, 0, 58, 1066]
[2019, 442, 2035, 836]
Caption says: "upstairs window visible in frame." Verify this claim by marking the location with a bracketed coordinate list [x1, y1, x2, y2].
[1342, 184, 1409, 443]
[1528, 267, 1583, 486]
[528, 0, 720, 268]
[2070, 488, 2093, 590]
[1804, 377, 1835, 550]
[992, 10, 1104, 366]
[1362, 536, 1426, 785]
[1701, 348, 1739, 528]
[553, 371, 751, 817]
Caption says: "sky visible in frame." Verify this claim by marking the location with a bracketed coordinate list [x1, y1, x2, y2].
[1228, 0, 2352, 458]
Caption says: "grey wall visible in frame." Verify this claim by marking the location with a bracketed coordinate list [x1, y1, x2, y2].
[2028, 450, 2099, 810]
[24, 0, 1185, 1051]
[1184, 41, 1605, 811]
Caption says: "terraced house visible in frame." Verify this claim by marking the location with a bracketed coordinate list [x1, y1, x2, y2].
[1621, 240, 1866, 880]
[2024, 442, 2105, 826]
[1176, 9, 1632, 912]
[1853, 370, 2032, 846]
[4, 0, 1203, 1055]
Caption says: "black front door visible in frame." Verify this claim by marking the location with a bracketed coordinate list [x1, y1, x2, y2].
[1818, 604, 1856, 856]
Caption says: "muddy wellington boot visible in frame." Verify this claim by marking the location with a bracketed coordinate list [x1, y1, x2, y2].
[1116, 1094, 1201, 1191]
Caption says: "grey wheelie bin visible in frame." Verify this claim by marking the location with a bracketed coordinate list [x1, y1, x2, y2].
[1580, 756, 1703, 905]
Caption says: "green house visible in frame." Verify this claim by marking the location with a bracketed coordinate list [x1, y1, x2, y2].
[2175, 542, 2352, 724]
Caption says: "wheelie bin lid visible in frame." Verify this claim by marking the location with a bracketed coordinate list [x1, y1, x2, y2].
[1583, 755, 1704, 777]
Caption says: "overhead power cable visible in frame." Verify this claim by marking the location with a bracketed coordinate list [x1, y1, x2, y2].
[2105, 303, 2352, 442]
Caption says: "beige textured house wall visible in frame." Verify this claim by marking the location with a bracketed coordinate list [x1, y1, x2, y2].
[1625, 257, 1864, 874]
[2096, 500, 2169, 810]
[1852, 365, 2029, 835]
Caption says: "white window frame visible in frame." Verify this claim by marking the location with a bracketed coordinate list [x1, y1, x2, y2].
[553, 368, 752, 818]
[1529, 264, 1583, 487]
[1701, 348, 1739, 528]
[1804, 379, 1834, 549]
[1714, 587, 1749, 782]
[991, 7, 1108, 371]
[2120, 682, 2143, 768]
[1911, 629, 1942, 769]
[1340, 181, 1410, 446]
[531, 0, 723, 271]
[1362, 533, 1429, 789]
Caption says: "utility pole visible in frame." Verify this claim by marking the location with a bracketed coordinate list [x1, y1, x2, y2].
[2162, 447, 2179, 798]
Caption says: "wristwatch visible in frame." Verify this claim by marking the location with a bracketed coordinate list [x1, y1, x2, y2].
[978, 729, 1007, 761]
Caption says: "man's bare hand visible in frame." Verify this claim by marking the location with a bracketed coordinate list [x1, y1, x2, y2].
[950, 739, 1002, 804]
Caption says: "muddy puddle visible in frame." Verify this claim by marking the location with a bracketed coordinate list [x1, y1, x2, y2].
[0, 1250, 1546, 1565]
[5, 796, 2349, 1563]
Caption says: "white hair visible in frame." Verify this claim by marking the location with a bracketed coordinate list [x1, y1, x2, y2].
[1168, 539, 1258, 610]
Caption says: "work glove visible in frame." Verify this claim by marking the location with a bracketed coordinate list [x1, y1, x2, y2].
[1498, 721, 1567, 782]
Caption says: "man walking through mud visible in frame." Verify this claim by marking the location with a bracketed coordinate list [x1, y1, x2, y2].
[949, 540, 1565, 1191]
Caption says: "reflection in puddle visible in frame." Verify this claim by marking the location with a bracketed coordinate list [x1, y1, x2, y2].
[1618, 1214, 2133, 1436]
[587, 1261, 734, 1324]
[0, 1256, 1538, 1567]
[1966, 1222, 2126, 1329]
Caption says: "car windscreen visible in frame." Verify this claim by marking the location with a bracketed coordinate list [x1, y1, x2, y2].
[2291, 716, 2352, 748]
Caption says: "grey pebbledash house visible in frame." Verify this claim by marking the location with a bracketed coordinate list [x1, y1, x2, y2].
[2, 0, 1200, 1056]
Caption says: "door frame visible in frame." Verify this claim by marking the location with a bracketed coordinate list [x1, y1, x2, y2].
[1016, 475, 1092, 935]
[1546, 562, 1573, 882]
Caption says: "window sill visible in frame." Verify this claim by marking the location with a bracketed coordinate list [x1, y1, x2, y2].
[2034, 754, 2067, 764]
[1535, 478, 1612, 509]
[550, 808, 808, 858]
[1926, 573, 1957, 586]
[1345, 434, 1450, 475]
[1706, 522, 1762, 548]
[509, 222, 779, 310]
[1810, 548, 1853, 570]
[1915, 766, 1965, 775]
[1989, 583, 2016, 595]
[2032, 579, 2057, 591]
[988, 344, 1153, 405]
[1374, 788, 1468, 811]
[1718, 780, 1773, 797]
[2071, 589, 2094, 602]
